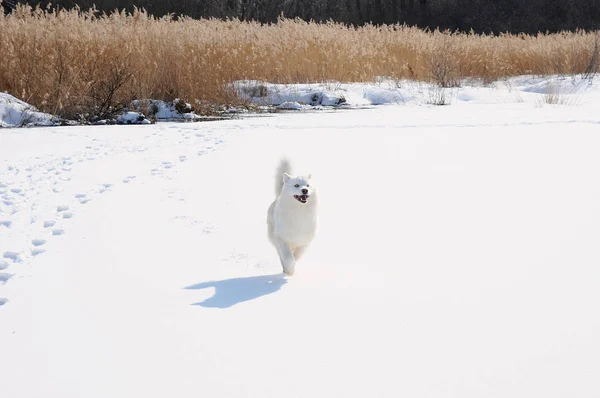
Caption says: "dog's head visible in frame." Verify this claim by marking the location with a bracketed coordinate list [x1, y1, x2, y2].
[281, 173, 314, 204]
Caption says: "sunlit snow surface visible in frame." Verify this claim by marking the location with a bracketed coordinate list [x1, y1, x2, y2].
[1, 76, 600, 398]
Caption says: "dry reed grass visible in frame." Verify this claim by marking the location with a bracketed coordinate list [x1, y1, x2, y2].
[0, 4, 598, 118]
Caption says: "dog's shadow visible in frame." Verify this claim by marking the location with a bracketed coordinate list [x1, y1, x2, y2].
[184, 273, 287, 308]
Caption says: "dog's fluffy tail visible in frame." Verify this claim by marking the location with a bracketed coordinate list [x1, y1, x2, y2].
[274, 157, 292, 196]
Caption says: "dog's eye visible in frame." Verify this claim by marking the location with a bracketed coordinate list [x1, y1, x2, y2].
[306, 184, 310, 187]
[294, 184, 299, 188]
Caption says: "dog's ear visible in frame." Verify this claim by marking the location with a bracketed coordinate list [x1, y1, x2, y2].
[283, 173, 291, 183]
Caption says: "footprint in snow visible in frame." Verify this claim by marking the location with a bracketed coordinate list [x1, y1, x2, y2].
[0, 298, 8, 307]
[32, 239, 47, 247]
[0, 260, 8, 270]
[3, 251, 21, 262]
[123, 176, 136, 183]
[44, 220, 56, 228]
[52, 229, 65, 236]
[76, 193, 90, 204]
[162, 161, 173, 169]
[32, 248, 46, 256]
[0, 221, 12, 228]
[99, 183, 113, 193]
[0, 272, 14, 285]
[57, 205, 69, 212]
[62, 212, 74, 219]
[179, 156, 187, 162]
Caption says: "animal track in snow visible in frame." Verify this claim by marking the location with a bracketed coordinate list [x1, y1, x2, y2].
[0, 272, 14, 285]
[3, 252, 21, 262]
[0, 298, 8, 306]
[99, 183, 113, 193]
[32, 248, 46, 256]
[32, 239, 47, 247]
[0, 127, 229, 293]
[75, 193, 91, 204]
[172, 216, 216, 233]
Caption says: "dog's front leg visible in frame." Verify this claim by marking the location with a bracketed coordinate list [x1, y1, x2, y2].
[293, 245, 308, 261]
[275, 237, 296, 276]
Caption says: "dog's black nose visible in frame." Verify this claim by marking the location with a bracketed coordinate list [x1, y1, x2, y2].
[302, 188, 308, 194]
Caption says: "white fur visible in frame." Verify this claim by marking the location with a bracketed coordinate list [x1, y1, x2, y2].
[267, 158, 318, 276]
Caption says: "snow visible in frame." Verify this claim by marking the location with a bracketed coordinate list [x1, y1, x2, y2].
[116, 111, 152, 124]
[132, 99, 207, 122]
[0, 93, 58, 127]
[1, 76, 600, 397]
[234, 75, 600, 107]
[277, 101, 311, 110]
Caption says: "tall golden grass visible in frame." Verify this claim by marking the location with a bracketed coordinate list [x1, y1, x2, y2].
[0, 5, 598, 118]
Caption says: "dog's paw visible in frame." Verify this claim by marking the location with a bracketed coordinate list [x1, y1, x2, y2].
[282, 263, 295, 276]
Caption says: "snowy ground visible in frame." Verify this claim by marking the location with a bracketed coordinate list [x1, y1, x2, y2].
[1, 77, 600, 397]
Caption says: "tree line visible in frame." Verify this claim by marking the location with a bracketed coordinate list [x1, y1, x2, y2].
[5, 0, 600, 34]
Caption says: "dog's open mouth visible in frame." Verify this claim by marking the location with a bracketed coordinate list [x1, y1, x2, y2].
[294, 194, 309, 203]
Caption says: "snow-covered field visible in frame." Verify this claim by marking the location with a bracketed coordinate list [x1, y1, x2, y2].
[1, 77, 600, 397]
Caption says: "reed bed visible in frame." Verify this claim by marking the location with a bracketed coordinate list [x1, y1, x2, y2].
[0, 4, 598, 118]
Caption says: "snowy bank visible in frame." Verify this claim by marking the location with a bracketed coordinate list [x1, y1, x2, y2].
[234, 75, 600, 108]
[2, 76, 600, 128]
[0, 93, 58, 128]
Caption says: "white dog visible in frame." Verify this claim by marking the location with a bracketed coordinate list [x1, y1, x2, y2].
[267, 158, 318, 275]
